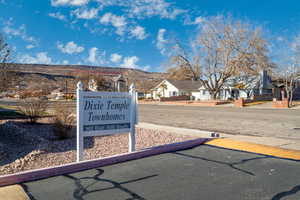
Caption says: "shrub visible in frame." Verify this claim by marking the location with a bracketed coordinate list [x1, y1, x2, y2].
[18, 99, 48, 123]
[52, 103, 75, 140]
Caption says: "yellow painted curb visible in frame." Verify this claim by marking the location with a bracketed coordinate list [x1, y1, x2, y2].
[0, 185, 30, 200]
[206, 138, 300, 160]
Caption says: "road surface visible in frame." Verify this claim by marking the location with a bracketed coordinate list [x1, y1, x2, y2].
[139, 104, 300, 140]
[1, 99, 300, 140]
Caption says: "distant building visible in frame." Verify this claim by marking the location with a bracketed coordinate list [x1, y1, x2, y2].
[151, 70, 275, 101]
[112, 74, 127, 92]
[151, 79, 202, 100]
[88, 79, 98, 91]
[50, 88, 75, 100]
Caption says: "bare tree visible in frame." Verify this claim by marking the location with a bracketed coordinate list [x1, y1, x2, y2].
[276, 34, 300, 107]
[167, 39, 201, 81]
[18, 99, 48, 123]
[284, 65, 300, 107]
[0, 33, 12, 93]
[168, 15, 273, 99]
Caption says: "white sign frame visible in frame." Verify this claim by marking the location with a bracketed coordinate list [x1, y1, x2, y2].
[76, 81, 138, 162]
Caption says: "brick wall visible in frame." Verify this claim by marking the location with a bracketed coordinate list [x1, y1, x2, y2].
[234, 98, 245, 107]
[253, 94, 273, 101]
[160, 95, 190, 102]
[162, 100, 229, 106]
[272, 98, 289, 108]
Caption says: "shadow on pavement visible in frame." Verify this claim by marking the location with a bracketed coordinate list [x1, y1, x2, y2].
[173, 152, 270, 176]
[62, 169, 157, 200]
[271, 184, 300, 200]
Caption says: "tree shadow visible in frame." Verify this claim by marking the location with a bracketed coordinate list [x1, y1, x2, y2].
[62, 168, 157, 200]
[173, 152, 270, 176]
[271, 184, 300, 200]
[20, 183, 38, 200]
[0, 107, 26, 120]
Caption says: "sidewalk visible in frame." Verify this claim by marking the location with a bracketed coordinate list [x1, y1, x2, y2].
[137, 122, 300, 151]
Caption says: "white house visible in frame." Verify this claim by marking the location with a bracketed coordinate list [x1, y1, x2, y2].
[224, 70, 274, 99]
[193, 86, 232, 100]
[151, 79, 202, 100]
[151, 79, 236, 100]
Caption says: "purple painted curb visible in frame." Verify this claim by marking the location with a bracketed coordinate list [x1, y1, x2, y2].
[0, 138, 209, 187]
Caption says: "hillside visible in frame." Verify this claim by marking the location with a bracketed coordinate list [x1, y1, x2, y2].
[3, 63, 166, 94]
[8, 63, 165, 78]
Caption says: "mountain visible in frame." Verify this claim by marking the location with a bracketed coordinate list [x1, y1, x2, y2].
[4, 63, 166, 93]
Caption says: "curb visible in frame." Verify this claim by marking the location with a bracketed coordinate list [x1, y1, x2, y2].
[206, 138, 300, 161]
[0, 185, 30, 200]
[0, 138, 209, 187]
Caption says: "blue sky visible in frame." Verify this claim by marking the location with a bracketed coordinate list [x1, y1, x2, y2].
[1, 0, 300, 72]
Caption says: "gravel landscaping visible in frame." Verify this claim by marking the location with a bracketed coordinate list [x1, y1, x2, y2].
[0, 118, 198, 176]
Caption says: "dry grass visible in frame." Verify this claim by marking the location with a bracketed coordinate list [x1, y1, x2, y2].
[17, 99, 48, 123]
[51, 103, 75, 140]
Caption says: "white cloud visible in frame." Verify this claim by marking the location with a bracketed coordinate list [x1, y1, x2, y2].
[277, 36, 284, 42]
[51, 0, 89, 6]
[87, 47, 97, 63]
[100, 12, 127, 35]
[291, 34, 300, 52]
[18, 52, 53, 64]
[130, 26, 147, 40]
[168, 8, 186, 19]
[49, 12, 67, 21]
[125, 0, 186, 19]
[156, 28, 168, 55]
[184, 16, 205, 25]
[110, 53, 122, 63]
[57, 41, 84, 54]
[62, 60, 69, 64]
[86, 47, 106, 65]
[2, 23, 36, 43]
[72, 7, 99, 19]
[142, 65, 150, 71]
[194, 16, 205, 24]
[26, 44, 35, 49]
[2, 20, 38, 48]
[121, 56, 139, 68]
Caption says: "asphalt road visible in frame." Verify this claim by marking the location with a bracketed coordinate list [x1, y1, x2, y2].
[1, 99, 300, 140]
[22, 145, 300, 200]
[139, 104, 300, 140]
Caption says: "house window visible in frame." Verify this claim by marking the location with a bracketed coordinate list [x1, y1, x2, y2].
[219, 90, 223, 96]
[169, 91, 172, 96]
[173, 91, 177, 96]
[202, 90, 206, 95]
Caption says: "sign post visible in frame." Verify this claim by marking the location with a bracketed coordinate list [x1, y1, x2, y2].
[129, 84, 136, 152]
[76, 82, 137, 162]
[76, 81, 83, 162]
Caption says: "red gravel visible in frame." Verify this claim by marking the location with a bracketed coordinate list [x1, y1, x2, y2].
[0, 120, 198, 176]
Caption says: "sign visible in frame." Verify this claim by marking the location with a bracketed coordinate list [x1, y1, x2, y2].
[80, 92, 132, 135]
[76, 81, 137, 162]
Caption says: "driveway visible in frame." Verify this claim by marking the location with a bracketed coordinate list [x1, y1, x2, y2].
[139, 104, 300, 140]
